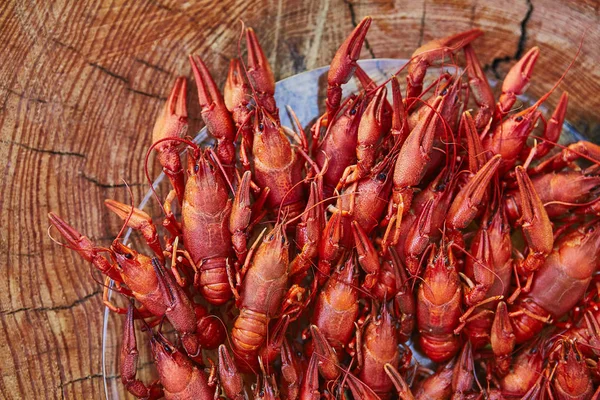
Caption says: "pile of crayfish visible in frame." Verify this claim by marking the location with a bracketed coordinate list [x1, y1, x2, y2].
[49, 16, 600, 399]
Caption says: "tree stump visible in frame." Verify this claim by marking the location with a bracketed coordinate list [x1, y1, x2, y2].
[0, 1, 598, 398]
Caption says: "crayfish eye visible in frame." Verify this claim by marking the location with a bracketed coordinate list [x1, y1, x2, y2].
[258, 123, 264, 131]
[350, 108, 357, 115]
[441, 88, 448, 96]
[515, 116, 523, 122]
[377, 172, 387, 181]
[436, 183, 447, 191]
[125, 253, 133, 260]
[194, 164, 199, 173]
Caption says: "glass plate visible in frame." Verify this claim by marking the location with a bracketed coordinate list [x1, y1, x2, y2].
[101, 58, 584, 399]
[101, 59, 412, 399]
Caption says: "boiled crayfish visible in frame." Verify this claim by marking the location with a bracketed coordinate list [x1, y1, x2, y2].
[49, 17, 600, 399]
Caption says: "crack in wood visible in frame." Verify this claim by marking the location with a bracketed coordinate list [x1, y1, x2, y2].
[487, 0, 534, 79]
[51, 38, 82, 56]
[1, 139, 86, 159]
[286, 40, 306, 75]
[58, 361, 156, 391]
[343, 0, 376, 59]
[134, 58, 171, 74]
[80, 173, 144, 188]
[127, 88, 167, 100]
[59, 373, 103, 387]
[1, 86, 48, 104]
[418, 1, 427, 47]
[88, 62, 129, 84]
[58, 360, 156, 390]
[0, 289, 102, 316]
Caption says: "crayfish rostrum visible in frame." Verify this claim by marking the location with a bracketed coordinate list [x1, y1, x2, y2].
[49, 17, 600, 399]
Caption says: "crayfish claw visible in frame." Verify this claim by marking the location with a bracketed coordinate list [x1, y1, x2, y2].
[407, 28, 483, 100]
[189, 55, 221, 108]
[151, 77, 188, 204]
[48, 212, 121, 281]
[217, 345, 245, 400]
[104, 199, 164, 262]
[189, 55, 237, 167]
[496, 47, 540, 118]
[246, 27, 278, 117]
[514, 165, 553, 276]
[121, 303, 165, 399]
[300, 353, 320, 399]
[327, 16, 372, 121]
[310, 325, 340, 381]
[245, 28, 275, 95]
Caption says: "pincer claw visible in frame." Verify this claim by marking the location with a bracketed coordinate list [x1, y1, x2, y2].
[246, 28, 275, 97]
[48, 212, 120, 281]
[121, 303, 165, 399]
[496, 47, 540, 118]
[104, 199, 163, 262]
[246, 27, 278, 118]
[407, 28, 483, 100]
[217, 345, 245, 400]
[189, 54, 236, 167]
[352, 221, 380, 289]
[151, 77, 188, 204]
[310, 325, 340, 381]
[464, 44, 494, 131]
[224, 58, 248, 113]
[48, 212, 89, 252]
[327, 16, 372, 121]
[514, 165, 553, 276]
[336, 85, 389, 190]
[446, 154, 502, 231]
[153, 76, 187, 136]
[384, 364, 414, 400]
[300, 353, 320, 400]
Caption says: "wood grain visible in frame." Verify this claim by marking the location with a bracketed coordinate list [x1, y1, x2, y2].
[0, 0, 598, 398]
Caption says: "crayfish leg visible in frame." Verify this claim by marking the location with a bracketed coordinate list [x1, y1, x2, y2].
[121, 303, 164, 399]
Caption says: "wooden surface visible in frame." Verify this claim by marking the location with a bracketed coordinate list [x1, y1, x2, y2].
[1, 0, 598, 398]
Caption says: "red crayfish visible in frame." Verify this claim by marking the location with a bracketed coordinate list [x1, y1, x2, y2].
[49, 17, 600, 399]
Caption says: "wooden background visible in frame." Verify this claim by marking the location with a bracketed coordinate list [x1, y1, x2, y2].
[1, 0, 598, 398]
